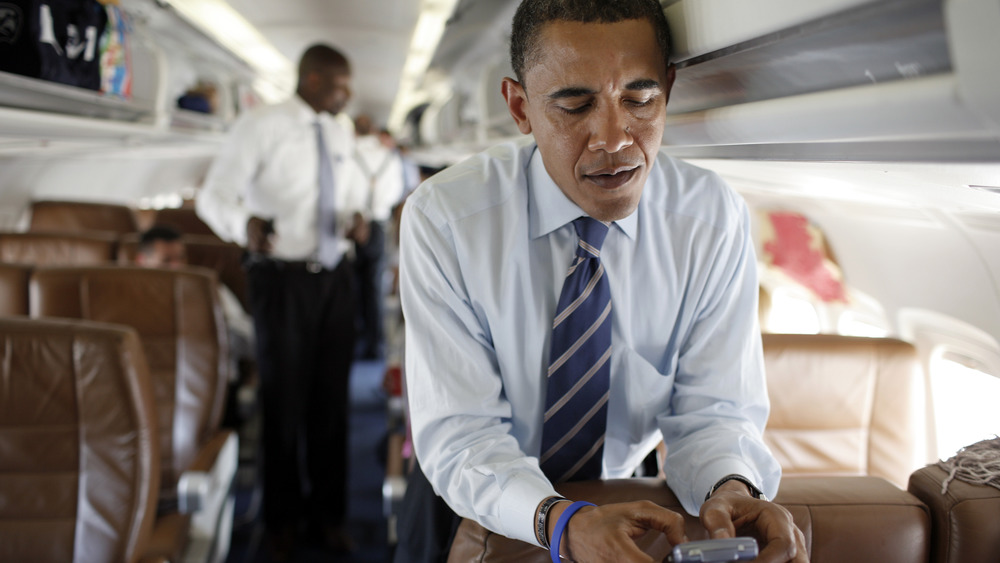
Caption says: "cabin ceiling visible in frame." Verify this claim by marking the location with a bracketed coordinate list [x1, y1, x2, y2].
[222, 0, 519, 131]
[224, 0, 423, 128]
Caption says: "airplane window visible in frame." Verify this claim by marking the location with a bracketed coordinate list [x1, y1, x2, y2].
[137, 192, 185, 210]
[765, 286, 821, 334]
[837, 311, 890, 338]
[930, 353, 1000, 460]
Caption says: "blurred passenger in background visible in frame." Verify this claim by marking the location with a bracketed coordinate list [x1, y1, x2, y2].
[134, 224, 255, 380]
[352, 114, 405, 359]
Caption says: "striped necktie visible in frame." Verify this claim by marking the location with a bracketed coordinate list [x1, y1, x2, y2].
[314, 121, 340, 269]
[540, 217, 612, 483]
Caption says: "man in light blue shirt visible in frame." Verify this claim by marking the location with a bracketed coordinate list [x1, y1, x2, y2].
[399, 1, 806, 561]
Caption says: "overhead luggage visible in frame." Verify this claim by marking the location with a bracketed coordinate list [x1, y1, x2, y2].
[0, 0, 108, 90]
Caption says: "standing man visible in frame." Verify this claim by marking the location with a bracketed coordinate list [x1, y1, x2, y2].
[399, 1, 807, 562]
[196, 43, 366, 559]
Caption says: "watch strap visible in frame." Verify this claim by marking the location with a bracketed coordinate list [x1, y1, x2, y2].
[535, 496, 567, 548]
[705, 474, 768, 502]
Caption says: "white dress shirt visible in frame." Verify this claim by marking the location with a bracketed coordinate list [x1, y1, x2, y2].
[353, 134, 404, 222]
[195, 95, 367, 263]
[399, 139, 780, 546]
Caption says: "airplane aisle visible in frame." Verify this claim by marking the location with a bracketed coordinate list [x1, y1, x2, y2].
[226, 358, 392, 563]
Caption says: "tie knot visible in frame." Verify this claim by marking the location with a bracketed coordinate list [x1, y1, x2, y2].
[573, 217, 609, 257]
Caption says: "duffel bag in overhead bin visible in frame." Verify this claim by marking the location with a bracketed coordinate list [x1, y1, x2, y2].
[0, 0, 108, 91]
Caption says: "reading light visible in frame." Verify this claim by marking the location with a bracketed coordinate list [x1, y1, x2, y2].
[164, 0, 294, 102]
[388, 0, 461, 133]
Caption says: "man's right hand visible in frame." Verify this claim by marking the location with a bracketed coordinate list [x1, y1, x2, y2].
[246, 216, 274, 254]
[547, 501, 688, 562]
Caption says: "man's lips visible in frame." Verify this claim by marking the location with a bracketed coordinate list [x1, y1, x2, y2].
[584, 165, 640, 189]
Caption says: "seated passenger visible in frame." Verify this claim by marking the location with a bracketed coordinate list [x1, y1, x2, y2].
[135, 224, 255, 375]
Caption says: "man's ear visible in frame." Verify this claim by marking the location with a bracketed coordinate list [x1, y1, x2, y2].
[501, 77, 533, 135]
[662, 63, 677, 107]
[300, 71, 319, 95]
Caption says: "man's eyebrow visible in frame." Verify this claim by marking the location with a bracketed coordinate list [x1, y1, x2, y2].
[547, 79, 662, 100]
[625, 78, 661, 91]
[548, 87, 596, 100]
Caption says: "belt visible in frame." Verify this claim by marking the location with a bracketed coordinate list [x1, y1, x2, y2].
[246, 255, 334, 274]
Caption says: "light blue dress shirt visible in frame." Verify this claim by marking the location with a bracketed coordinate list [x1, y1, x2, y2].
[399, 139, 780, 546]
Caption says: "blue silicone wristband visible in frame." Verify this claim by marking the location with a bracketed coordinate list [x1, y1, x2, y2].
[550, 500, 597, 563]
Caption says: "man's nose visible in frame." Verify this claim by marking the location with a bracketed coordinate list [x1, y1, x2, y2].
[588, 105, 634, 153]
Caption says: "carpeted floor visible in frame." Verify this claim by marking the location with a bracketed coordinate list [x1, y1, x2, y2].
[225, 358, 393, 563]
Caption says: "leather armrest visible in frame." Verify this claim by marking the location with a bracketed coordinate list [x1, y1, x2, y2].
[178, 431, 238, 514]
[175, 431, 239, 563]
[448, 476, 929, 563]
[908, 464, 1000, 563]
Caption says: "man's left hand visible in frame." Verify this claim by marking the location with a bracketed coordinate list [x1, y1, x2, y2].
[347, 211, 371, 246]
[700, 487, 808, 563]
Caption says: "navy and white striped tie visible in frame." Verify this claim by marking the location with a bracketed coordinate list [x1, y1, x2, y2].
[540, 217, 612, 483]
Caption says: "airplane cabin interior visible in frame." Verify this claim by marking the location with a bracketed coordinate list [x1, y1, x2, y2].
[0, 0, 998, 562]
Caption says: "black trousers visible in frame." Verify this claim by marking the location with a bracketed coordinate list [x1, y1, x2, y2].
[354, 220, 386, 358]
[393, 461, 461, 563]
[247, 257, 357, 533]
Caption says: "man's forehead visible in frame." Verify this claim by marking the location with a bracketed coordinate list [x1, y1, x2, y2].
[525, 19, 665, 92]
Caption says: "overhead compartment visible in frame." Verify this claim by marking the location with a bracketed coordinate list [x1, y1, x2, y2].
[661, 0, 1000, 161]
[0, 0, 266, 144]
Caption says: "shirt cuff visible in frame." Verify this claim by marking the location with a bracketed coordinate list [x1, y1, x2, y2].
[496, 472, 559, 546]
[690, 457, 761, 513]
[225, 208, 252, 247]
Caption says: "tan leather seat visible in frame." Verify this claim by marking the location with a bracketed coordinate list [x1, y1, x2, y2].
[118, 234, 250, 314]
[762, 333, 925, 488]
[29, 265, 234, 562]
[0, 264, 31, 315]
[154, 207, 222, 239]
[447, 476, 930, 563]
[28, 200, 139, 235]
[0, 231, 117, 265]
[908, 463, 1000, 563]
[0, 316, 160, 563]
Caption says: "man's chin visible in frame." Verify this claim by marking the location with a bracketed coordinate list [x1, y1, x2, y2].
[586, 197, 640, 223]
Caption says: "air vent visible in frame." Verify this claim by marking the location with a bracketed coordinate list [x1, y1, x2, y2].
[968, 185, 1000, 195]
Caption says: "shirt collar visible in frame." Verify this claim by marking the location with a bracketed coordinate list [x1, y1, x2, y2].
[527, 145, 638, 240]
[291, 94, 330, 126]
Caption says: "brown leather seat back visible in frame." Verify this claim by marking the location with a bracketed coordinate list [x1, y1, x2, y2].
[909, 463, 1000, 563]
[0, 231, 117, 265]
[0, 264, 31, 315]
[118, 234, 250, 314]
[29, 266, 229, 498]
[153, 207, 221, 239]
[0, 316, 159, 563]
[448, 477, 929, 563]
[28, 200, 138, 235]
[184, 236, 249, 313]
[762, 333, 924, 488]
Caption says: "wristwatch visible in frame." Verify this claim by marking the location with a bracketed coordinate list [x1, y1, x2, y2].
[705, 474, 768, 502]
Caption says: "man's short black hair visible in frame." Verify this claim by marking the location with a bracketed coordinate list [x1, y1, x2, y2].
[139, 224, 182, 253]
[298, 43, 350, 79]
[509, 0, 671, 86]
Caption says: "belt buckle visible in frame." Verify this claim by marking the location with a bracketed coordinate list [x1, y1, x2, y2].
[306, 261, 323, 273]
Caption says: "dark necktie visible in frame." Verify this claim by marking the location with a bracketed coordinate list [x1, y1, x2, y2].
[314, 121, 339, 269]
[540, 217, 612, 483]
